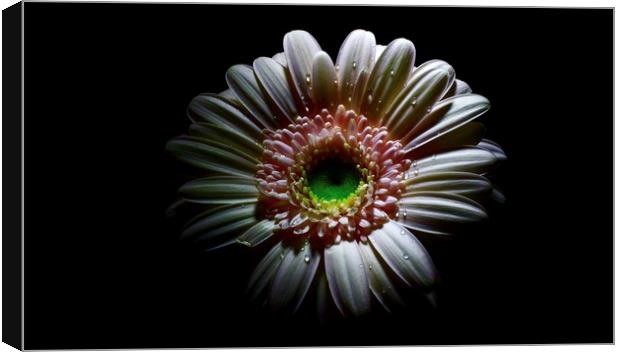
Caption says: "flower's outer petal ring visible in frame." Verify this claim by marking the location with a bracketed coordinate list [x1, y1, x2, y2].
[413, 147, 498, 175]
[179, 175, 259, 205]
[283, 30, 322, 112]
[324, 240, 372, 317]
[182, 203, 258, 250]
[236, 219, 276, 247]
[369, 221, 437, 289]
[335, 29, 376, 109]
[269, 240, 321, 313]
[384, 60, 455, 139]
[219, 89, 241, 105]
[187, 94, 263, 141]
[165, 136, 257, 178]
[226, 64, 278, 129]
[398, 192, 487, 235]
[404, 171, 492, 199]
[188, 122, 263, 159]
[358, 241, 406, 313]
[311, 51, 338, 110]
[405, 94, 490, 152]
[253, 57, 298, 125]
[361, 38, 415, 122]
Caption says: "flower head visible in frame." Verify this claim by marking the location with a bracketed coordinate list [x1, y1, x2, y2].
[167, 29, 506, 317]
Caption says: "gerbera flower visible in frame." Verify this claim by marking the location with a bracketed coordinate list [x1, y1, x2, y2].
[167, 29, 506, 317]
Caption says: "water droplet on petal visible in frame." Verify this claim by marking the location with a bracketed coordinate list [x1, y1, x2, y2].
[359, 263, 363, 268]
[305, 73, 311, 84]
[352, 61, 357, 69]
[400, 230, 405, 235]
[403, 254, 409, 260]
[369, 265, 373, 271]
[389, 69, 395, 76]
[411, 97, 417, 106]
[304, 255, 310, 263]
[335, 64, 340, 71]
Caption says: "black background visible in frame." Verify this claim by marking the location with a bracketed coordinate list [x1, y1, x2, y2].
[23, 4, 613, 349]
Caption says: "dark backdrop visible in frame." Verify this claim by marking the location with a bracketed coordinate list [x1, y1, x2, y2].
[23, 4, 613, 349]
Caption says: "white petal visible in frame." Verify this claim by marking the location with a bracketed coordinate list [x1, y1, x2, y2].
[269, 240, 321, 312]
[361, 38, 415, 122]
[283, 30, 321, 110]
[405, 94, 490, 152]
[236, 219, 276, 247]
[253, 57, 298, 124]
[398, 192, 487, 235]
[311, 51, 338, 110]
[358, 241, 405, 313]
[179, 175, 259, 205]
[226, 64, 277, 129]
[335, 29, 376, 108]
[182, 204, 258, 249]
[324, 240, 372, 316]
[187, 94, 263, 140]
[413, 147, 498, 175]
[369, 221, 437, 289]
[248, 242, 288, 304]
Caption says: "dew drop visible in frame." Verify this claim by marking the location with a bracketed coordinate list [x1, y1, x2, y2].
[389, 69, 395, 76]
[348, 96, 352, 103]
[359, 263, 363, 268]
[367, 94, 373, 104]
[368, 265, 373, 271]
[403, 254, 409, 260]
[410, 97, 417, 106]
[352, 61, 357, 69]
[427, 106, 433, 113]
[333, 79, 338, 85]
[305, 74, 311, 84]
[335, 64, 340, 71]
[413, 169, 419, 177]
[304, 255, 310, 263]
[400, 229, 405, 235]
[280, 253, 285, 260]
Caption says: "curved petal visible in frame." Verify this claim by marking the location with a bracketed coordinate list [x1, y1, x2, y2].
[361, 38, 415, 122]
[269, 240, 321, 313]
[407, 121, 485, 160]
[335, 29, 376, 108]
[179, 176, 259, 205]
[478, 138, 507, 161]
[404, 171, 492, 199]
[283, 30, 322, 111]
[188, 122, 263, 159]
[236, 219, 276, 247]
[383, 60, 455, 139]
[272, 52, 287, 67]
[248, 241, 288, 304]
[369, 221, 437, 289]
[187, 94, 263, 140]
[165, 136, 257, 178]
[397, 192, 487, 235]
[412, 147, 498, 176]
[226, 64, 277, 129]
[311, 51, 338, 110]
[405, 94, 490, 151]
[445, 79, 472, 98]
[253, 57, 298, 124]
[182, 203, 258, 249]
[324, 240, 372, 316]
[358, 241, 405, 313]
[218, 89, 241, 104]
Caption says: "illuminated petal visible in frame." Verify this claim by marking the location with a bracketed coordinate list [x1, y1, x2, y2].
[324, 240, 372, 316]
[311, 51, 338, 109]
[187, 94, 263, 140]
[283, 30, 321, 110]
[179, 176, 259, 205]
[335, 29, 376, 108]
[369, 221, 437, 289]
[398, 192, 487, 235]
[253, 57, 298, 124]
[226, 64, 277, 129]
[237, 219, 276, 247]
[358, 241, 406, 312]
[413, 147, 498, 175]
[269, 240, 321, 312]
[182, 203, 258, 249]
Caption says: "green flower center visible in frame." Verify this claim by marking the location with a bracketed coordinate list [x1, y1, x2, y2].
[307, 158, 363, 202]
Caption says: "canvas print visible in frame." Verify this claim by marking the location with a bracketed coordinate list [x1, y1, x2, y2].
[3, 2, 612, 349]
